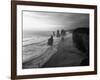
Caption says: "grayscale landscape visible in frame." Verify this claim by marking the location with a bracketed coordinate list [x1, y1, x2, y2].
[22, 11, 89, 69]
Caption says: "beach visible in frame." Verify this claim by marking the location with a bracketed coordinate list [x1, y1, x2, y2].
[22, 32, 87, 69]
[22, 35, 60, 68]
[42, 33, 87, 67]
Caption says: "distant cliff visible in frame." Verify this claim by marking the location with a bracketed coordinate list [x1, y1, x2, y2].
[72, 28, 89, 54]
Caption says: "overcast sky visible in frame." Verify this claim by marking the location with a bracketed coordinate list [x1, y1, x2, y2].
[23, 11, 89, 31]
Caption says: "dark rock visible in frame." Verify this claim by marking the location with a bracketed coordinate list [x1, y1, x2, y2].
[72, 28, 89, 54]
[47, 35, 53, 46]
[56, 30, 60, 37]
[80, 58, 89, 66]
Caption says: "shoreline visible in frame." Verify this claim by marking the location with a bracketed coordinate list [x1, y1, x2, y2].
[42, 33, 87, 67]
[22, 37, 60, 68]
[23, 33, 87, 69]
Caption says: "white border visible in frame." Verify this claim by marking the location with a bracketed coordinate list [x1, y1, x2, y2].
[17, 5, 94, 75]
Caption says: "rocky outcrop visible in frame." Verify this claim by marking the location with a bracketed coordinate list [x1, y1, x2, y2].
[72, 28, 89, 54]
[72, 28, 89, 66]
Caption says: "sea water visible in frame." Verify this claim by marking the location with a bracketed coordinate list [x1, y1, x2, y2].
[22, 31, 60, 63]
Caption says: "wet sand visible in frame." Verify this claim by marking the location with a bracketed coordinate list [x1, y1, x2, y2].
[42, 33, 87, 68]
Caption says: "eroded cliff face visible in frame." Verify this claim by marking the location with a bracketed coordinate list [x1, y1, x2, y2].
[72, 28, 89, 66]
[72, 28, 89, 54]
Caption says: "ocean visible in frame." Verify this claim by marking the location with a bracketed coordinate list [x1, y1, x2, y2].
[22, 31, 60, 64]
[23, 31, 52, 46]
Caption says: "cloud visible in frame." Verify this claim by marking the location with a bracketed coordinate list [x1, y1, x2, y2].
[23, 11, 89, 31]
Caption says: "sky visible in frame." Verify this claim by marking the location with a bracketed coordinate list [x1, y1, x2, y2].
[23, 10, 89, 31]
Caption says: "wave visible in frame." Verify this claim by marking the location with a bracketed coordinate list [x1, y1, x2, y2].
[22, 36, 60, 64]
[23, 36, 60, 47]
[23, 36, 49, 46]
[22, 31, 61, 65]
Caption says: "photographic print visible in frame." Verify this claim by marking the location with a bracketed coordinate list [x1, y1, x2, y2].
[22, 11, 89, 69]
[11, 1, 97, 79]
